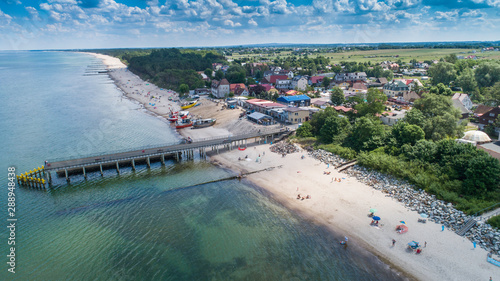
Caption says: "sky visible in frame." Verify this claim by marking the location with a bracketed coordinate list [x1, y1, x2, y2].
[0, 0, 499, 50]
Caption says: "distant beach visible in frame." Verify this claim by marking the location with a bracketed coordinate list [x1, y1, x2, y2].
[90, 52, 500, 281]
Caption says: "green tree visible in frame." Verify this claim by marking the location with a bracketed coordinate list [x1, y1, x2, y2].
[483, 82, 500, 106]
[204, 68, 213, 78]
[474, 62, 500, 88]
[322, 77, 331, 89]
[402, 139, 438, 163]
[455, 68, 477, 93]
[319, 115, 351, 144]
[429, 83, 453, 96]
[381, 70, 394, 80]
[345, 116, 388, 151]
[309, 107, 338, 136]
[428, 62, 457, 86]
[225, 64, 246, 83]
[330, 87, 345, 106]
[444, 53, 458, 64]
[355, 88, 388, 117]
[391, 122, 425, 146]
[179, 84, 189, 95]
[215, 69, 224, 80]
[296, 122, 313, 138]
[246, 77, 256, 86]
[405, 93, 462, 141]
[463, 154, 500, 195]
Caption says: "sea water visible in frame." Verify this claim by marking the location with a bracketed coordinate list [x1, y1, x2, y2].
[0, 51, 405, 280]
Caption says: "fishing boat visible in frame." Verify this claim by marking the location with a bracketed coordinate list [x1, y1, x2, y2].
[175, 120, 193, 129]
[180, 100, 198, 110]
[179, 111, 189, 119]
[192, 118, 216, 129]
[167, 115, 178, 122]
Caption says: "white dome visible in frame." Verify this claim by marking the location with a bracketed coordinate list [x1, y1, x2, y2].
[462, 130, 492, 143]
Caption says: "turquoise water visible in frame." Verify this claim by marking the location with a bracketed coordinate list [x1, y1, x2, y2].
[0, 51, 405, 280]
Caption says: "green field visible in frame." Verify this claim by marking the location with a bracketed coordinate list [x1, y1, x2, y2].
[229, 48, 500, 64]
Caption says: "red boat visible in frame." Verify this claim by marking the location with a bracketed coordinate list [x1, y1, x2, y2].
[175, 119, 193, 129]
[168, 116, 178, 122]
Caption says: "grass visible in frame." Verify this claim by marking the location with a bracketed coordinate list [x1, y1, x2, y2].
[487, 215, 500, 229]
[228, 48, 500, 64]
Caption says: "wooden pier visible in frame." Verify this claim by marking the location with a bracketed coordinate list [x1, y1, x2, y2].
[43, 128, 292, 185]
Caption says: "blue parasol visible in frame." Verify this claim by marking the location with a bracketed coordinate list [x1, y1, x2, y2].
[420, 213, 429, 218]
[372, 216, 381, 221]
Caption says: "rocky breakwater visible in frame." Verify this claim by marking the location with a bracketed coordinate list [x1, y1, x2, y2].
[309, 149, 500, 255]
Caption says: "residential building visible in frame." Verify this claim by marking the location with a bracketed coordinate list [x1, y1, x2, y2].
[211, 78, 230, 98]
[452, 93, 473, 111]
[380, 110, 407, 126]
[383, 80, 409, 98]
[402, 91, 421, 103]
[291, 76, 308, 91]
[309, 76, 324, 87]
[275, 79, 292, 90]
[334, 72, 367, 83]
[281, 107, 310, 124]
[477, 106, 500, 129]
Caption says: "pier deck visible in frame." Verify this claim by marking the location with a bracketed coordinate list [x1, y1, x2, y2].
[43, 128, 292, 182]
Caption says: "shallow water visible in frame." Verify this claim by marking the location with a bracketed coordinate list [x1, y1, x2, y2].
[0, 51, 405, 280]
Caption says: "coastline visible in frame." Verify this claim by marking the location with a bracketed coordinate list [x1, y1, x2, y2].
[89, 52, 499, 281]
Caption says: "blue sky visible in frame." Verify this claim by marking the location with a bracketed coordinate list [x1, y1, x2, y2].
[0, 0, 498, 50]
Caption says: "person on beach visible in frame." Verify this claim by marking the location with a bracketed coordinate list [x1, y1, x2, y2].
[441, 225, 445, 231]
[424, 241, 427, 248]
[392, 239, 396, 246]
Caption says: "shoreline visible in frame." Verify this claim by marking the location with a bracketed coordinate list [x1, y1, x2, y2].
[88, 52, 499, 281]
[209, 144, 499, 281]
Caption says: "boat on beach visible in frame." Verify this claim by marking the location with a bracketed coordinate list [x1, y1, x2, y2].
[175, 118, 193, 129]
[181, 100, 198, 110]
[192, 118, 216, 129]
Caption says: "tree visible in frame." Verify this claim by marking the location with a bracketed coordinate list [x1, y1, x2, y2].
[345, 116, 388, 151]
[405, 93, 462, 141]
[178, 84, 189, 96]
[309, 107, 338, 136]
[225, 64, 246, 83]
[474, 62, 500, 88]
[354, 88, 387, 117]
[204, 68, 213, 78]
[428, 62, 457, 86]
[322, 77, 331, 89]
[429, 83, 453, 96]
[330, 87, 345, 106]
[381, 70, 394, 80]
[443, 53, 458, 64]
[296, 122, 313, 138]
[391, 122, 425, 146]
[483, 82, 500, 106]
[463, 155, 500, 195]
[455, 68, 477, 93]
[215, 69, 224, 80]
[319, 115, 351, 144]
[246, 77, 256, 86]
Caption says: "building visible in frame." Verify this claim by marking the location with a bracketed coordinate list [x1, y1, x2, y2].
[247, 112, 274, 125]
[275, 79, 292, 90]
[244, 99, 287, 115]
[452, 93, 473, 111]
[281, 107, 310, 124]
[309, 76, 324, 87]
[477, 106, 500, 129]
[277, 95, 311, 107]
[380, 110, 406, 126]
[402, 91, 421, 103]
[334, 72, 367, 83]
[211, 78, 230, 98]
[262, 75, 289, 85]
[291, 76, 308, 91]
[311, 98, 331, 109]
[383, 80, 409, 98]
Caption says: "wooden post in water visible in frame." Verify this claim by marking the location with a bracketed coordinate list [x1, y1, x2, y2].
[116, 162, 120, 174]
[131, 159, 136, 171]
[99, 164, 103, 176]
[161, 154, 165, 165]
[147, 157, 151, 168]
[82, 166, 87, 179]
[65, 169, 69, 182]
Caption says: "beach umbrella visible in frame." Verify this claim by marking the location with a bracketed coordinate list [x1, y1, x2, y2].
[369, 208, 377, 213]
[372, 216, 381, 221]
[408, 241, 419, 248]
[420, 213, 429, 218]
[400, 221, 406, 224]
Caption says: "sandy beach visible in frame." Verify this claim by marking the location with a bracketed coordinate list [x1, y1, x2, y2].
[210, 145, 500, 281]
[90, 52, 500, 281]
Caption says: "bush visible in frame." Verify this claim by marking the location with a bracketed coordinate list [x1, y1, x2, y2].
[487, 215, 500, 230]
[317, 144, 357, 160]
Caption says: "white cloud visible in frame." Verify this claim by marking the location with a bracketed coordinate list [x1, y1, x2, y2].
[224, 19, 241, 27]
[248, 18, 258, 26]
[435, 10, 459, 21]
